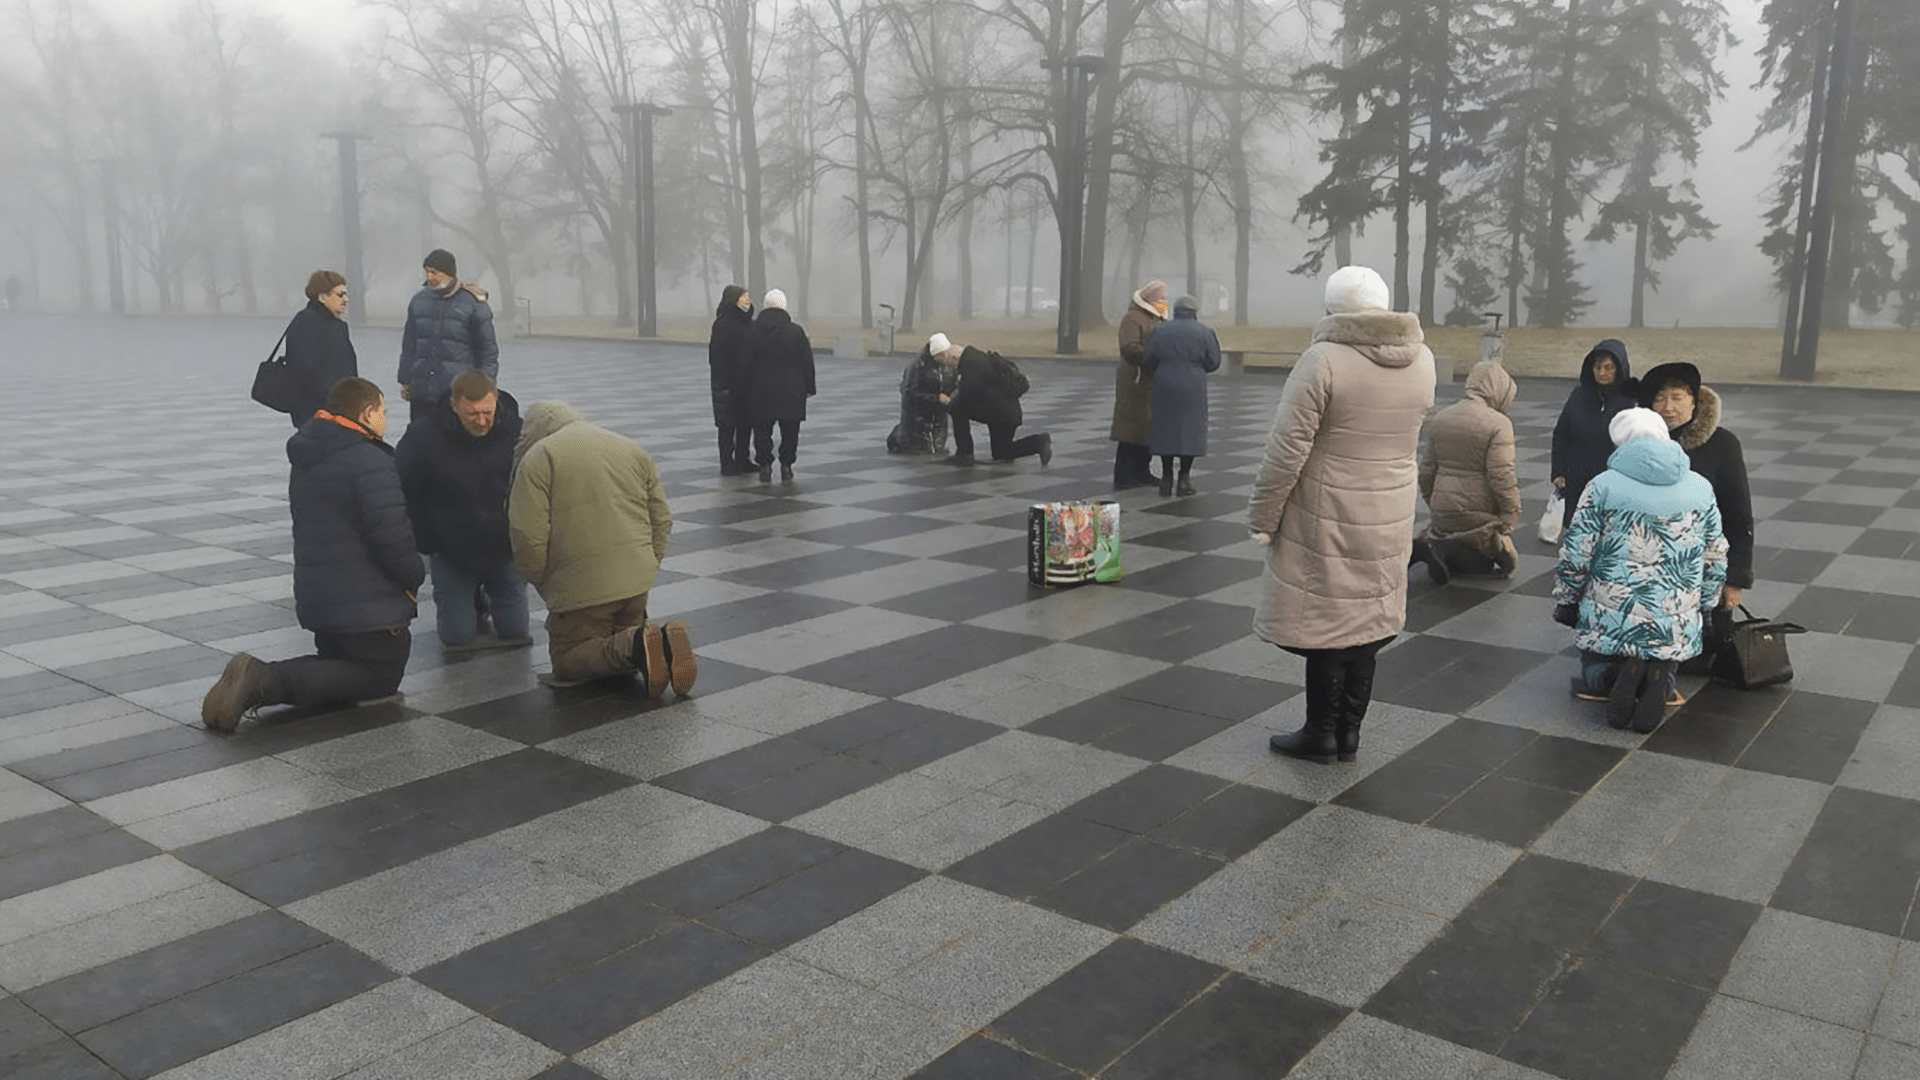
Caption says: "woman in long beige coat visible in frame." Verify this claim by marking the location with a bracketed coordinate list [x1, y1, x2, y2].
[1410, 360, 1521, 584]
[1110, 280, 1166, 489]
[1250, 266, 1436, 764]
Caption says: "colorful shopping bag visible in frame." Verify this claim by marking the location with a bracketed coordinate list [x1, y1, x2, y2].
[1027, 500, 1123, 586]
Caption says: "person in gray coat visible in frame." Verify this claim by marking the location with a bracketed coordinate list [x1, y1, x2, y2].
[1145, 295, 1222, 497]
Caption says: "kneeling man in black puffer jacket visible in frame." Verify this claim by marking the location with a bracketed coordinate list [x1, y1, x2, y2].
[202, 377, 425, 731]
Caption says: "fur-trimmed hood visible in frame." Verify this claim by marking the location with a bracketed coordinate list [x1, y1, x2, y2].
[1669, 384, 1721, 451]
[1311, 310, 1426, 368]
[1129, 286, 1167, 320]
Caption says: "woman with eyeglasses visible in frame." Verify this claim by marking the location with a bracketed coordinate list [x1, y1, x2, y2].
[284, 270, 359, 426]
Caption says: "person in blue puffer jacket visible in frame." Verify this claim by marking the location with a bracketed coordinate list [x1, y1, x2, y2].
[1553, 407, 1728, 734]
[398, 248, 499, 423]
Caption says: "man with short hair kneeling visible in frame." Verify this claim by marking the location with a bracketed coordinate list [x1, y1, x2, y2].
[203, 378, 424, 730]
[509, 402, 695, 695]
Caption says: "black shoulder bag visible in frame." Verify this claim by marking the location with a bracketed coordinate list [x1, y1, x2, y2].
[250, 322, 300, 413]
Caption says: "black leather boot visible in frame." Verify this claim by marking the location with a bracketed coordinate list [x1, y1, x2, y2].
[1336, 661, 1376, 762]
[1270, 659, 1345, 764]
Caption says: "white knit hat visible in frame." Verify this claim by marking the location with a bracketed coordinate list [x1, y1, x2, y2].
[927, 332, 951, 354]
[763, 288, 787, 310]
[1609, 407, 1670, 446]
[1324, 265, 1391, 314]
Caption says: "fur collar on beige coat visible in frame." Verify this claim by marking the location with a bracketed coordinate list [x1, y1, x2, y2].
[1248, 310, 1436, 650]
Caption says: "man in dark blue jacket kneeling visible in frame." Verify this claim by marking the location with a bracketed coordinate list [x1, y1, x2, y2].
[202, 377, 424, 731]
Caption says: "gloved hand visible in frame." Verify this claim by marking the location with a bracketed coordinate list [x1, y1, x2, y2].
[1249, 530, 1273, 546]
[1552, 603, 1579, 628]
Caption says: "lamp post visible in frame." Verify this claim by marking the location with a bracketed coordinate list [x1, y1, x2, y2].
[322, 132, 369, 325]
[615, 102, 673, 337]
[1044, 55, 1102, 355]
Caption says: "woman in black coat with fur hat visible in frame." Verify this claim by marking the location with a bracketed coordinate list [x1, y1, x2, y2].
[1641, 361, 1755, 609]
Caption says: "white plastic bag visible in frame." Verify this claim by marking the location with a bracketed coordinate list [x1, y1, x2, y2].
[1538, 489, 1565, 545]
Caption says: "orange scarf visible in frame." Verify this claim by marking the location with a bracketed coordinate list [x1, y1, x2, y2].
[314, 409, 377, 440]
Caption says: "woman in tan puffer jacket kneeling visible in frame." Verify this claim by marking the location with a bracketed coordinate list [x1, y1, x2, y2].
[1410, 360, 1522, 585]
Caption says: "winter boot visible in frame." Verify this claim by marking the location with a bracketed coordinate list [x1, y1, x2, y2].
[662, 619, 697, 696]
[1335, 662, 1376, 762]
[1630, 660, 1678, 734]
[1270, 661, 1346, 764]
[1606, 657, 1647, 730]
[780, 463, 795, 482]
[1037, 434, 1053, 467]
[758, 462, 773, 482]
[629, 623, 669, 698]
[201, 654, 284, 733]
[1158, 475, 1175, 498]
[1410, 537, 1450, 585]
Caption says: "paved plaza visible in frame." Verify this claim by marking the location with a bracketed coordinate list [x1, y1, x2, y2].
[3, 315, 1920, 1080]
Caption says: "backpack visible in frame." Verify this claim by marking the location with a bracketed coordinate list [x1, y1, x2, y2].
[990, 352, 1030, 397]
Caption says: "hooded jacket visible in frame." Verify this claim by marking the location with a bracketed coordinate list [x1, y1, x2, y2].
[1145, 307, 1223, 458]
[283, 299, 358, 424]
[1248, 309, 1437, 650]
[709, 291, 753, 427]
[398, 283, 499, 403]
[1636, 367, 1755, 589]
[1554, 436, 1729, 660]
[1110, 287, 1164, 444]
[286, 413, 423, 634]
[1419, 360, 1521, 549]
[741, 307, 816, 423]
[508, 402, 672, 614]
[1551, 339, 1636, 509]
[394, 390, 523, 575]
[949, 347, 1025, 428]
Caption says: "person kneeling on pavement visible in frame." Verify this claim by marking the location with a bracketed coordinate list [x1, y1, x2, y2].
[202, 377, 423, 731]
[888, 332, 957, 455]
[396, 370, 530, 651]
[945, 343, 1051, 466]
[509, 401, 695, 695]
[1411, 360, 1521, 584]
[1553, 407, 1728, 734]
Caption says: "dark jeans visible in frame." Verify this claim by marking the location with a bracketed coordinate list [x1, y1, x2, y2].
[718, 425, 752, 468]
[1113, 441, 1155, 487]
[955, 420, 1045, 461]
[274, 629, 411, 708]
[430, 556, 529, 645]
[754, 420, 801, 466]
[1284, 635, 1395, 725]
[1432, 536, 1516, 577]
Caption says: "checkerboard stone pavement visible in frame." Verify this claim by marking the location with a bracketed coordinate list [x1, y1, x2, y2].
[4, 314, 1920, 1080]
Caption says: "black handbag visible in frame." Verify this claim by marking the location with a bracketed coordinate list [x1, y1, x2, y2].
[250, 324, 300, 413]
[1713, 605, 1806, 690]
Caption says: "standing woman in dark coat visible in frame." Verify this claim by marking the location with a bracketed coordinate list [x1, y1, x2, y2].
[1145, 295, 1222, 497]
[740, 289, 816, 483]
[284, 270, 358, 427]
[947, 345, 1051, 465]
[1640, 362, 1755, 610]
[709, 285, 754, 474]
[1550, 339, 1634, 531]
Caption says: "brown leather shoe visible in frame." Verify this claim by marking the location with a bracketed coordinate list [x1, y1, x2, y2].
[662, 619, 697, 696]
[202, 654, 277, 732]
[630, 624, 669, 698]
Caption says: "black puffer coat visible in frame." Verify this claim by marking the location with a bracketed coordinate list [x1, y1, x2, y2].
[1551, 338, 1636, 525]
[283, 300, 357, 425]
[287, 416, 424, 634]
[398, 284, 499, 404]
[741, 308, 816, 423]
[709, 293, 753, 428]
[893, 347, 955, 453]
[1637, 371, 1755, 590]
[949, 347, 1024, 428]
[394, 390, 523, 575]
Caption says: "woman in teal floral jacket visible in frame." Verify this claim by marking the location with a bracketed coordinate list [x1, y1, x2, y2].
[1553, 408, 1728, 734]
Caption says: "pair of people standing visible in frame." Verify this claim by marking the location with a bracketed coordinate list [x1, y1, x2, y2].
[1111, 281, 1220, 495]
[708, 286, 815, 481]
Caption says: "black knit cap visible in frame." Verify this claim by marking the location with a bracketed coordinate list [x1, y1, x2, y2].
[1635, 362, 1701, 407]
[423, 248, 457, 277]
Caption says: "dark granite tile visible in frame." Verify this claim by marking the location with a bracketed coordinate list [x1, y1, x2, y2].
[1892, 648, 1920, 710]
[668, 592, 855, 645]
[944, 815, 1133, 901]
[789, 514, 951, 547]
[235, 700, 422, 755]
[77, 943, 390, 1078]
[1151, 784, 1315, 860]
[1404, 585, 1500, 632]
[1587, 880, 1761, 989]
[174, 796, 410, 879]
[1364, 923, 1567, 1053]
[1496, 736, 1626, 793]
[1063, 765, 1228, 835]
[1104, 974, 1346, 1080]
[1774, 787, 1920, 937]
[0, 996, 62, 1059]
[869, 571, 1053, 622]
[990, 939, 1223, 1074]
[1407, 718, 1539, 771]
[1069, 599, 1252, 663]
[1136, 492, 1247, 519]
[529, 1063, 609, 1080]
[415, 892, 683, 1014]
[1845, 593, 1920, 641]
[1849, 528, 1920, 560]
[703, 848, 925, 947]
[1430, 776, 1579, 847]
[717, 547, 912, 589]
[1333, 755, 1484, 825]
[7, 725, 226, 783]
[1459, 855, 1635, 950]
[1770, 500, 1886, 526]
[652, 737, 831, 802]
[1373, 641, 1547, 713]
[0, 805, 112, 861]
[23, 911, 333, 1033]
[1116, 554, 1257, 598]
[1498, 956, 1711, 1080]
[1779, 586, 1874, 635]
[910, 1035, 1078, 1080]
[489, 921, 765, 1054]
[0, 1035, 125, 1080]
[36, 740, 262, 803]
[0, 827, 160, 902]
[844, 712, 1001, 772]
[1129, 518, 1256, 553]
[628, 827, 843, 917]
[226, 813, 474, 905]
[1032, 838, 1224, 931]
[789, 624, 1047, 697]
[1734, 691, 1875, 784]
[716, 754, 898, 821]
[675, 498, 836, 526]
[1110, 666, 1292, 722]
[1748, 546, 1836, 584]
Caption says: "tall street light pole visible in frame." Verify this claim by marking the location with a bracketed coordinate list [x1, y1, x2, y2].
[322, 133, 369, 326]
[615, 103, 673, 338]
[1045, 56, 1102, 355]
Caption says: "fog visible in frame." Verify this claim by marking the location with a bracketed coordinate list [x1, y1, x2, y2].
[0, 0, 1906, 332]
